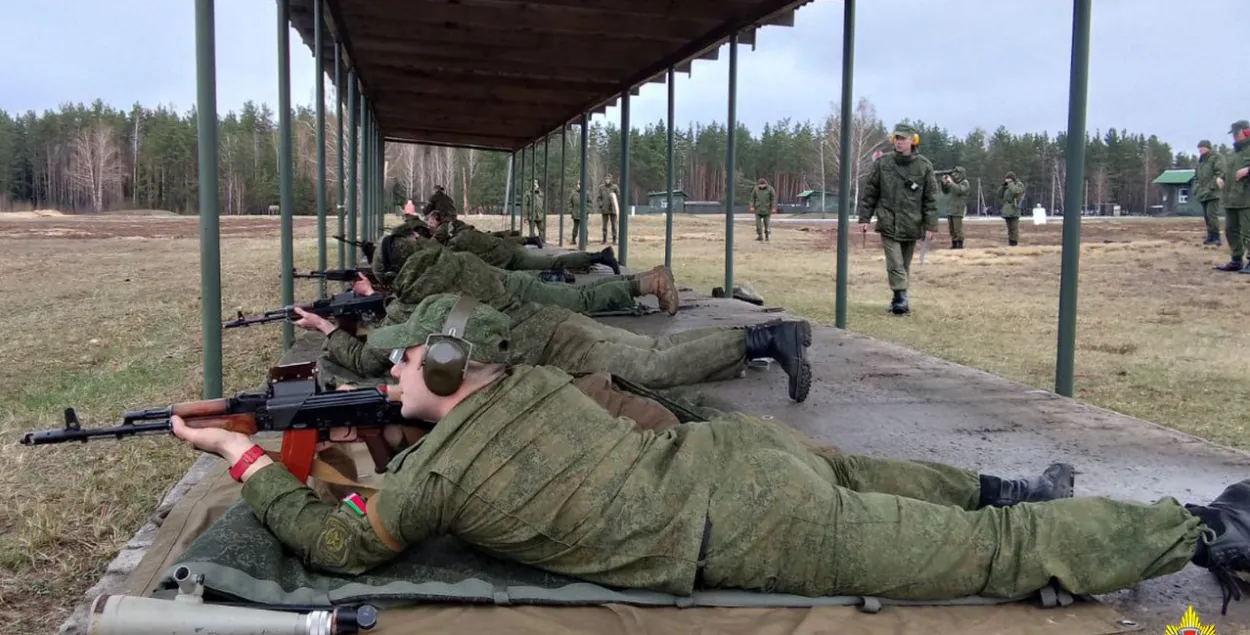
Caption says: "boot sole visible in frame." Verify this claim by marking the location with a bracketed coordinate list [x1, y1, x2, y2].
[656, 266, 679, 315]
[1044, 462, 1076, 499]
[788, 321, 813, 403]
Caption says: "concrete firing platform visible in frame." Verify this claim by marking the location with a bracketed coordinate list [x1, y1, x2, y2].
[599, 283, 1250, 634]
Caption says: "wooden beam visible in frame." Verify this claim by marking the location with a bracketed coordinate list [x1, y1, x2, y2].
[357, 0, 715, 42]
[374, 102, 557, 126]
[453, 0, 760, 19]
[368, 63, 620, 92]
[385, 129, 529, 150]
[367, 56, 624, 85]
[377, 82, 594, 105]
[352, 38, 638, 75]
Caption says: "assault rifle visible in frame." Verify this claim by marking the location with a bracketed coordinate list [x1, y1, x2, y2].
[935, 169, 955, 179]
[333, 234, 375, 264]
[20, 361, 430, 484]
[223, 290, 385, 329]
[292, 267, 382, 287]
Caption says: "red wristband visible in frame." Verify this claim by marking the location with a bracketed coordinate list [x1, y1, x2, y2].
[229, 444, 266, 482]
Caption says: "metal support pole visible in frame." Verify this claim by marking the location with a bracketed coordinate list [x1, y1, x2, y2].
[543, 134, 550, 244]
[835, 0, 855, 329]
[195, 0, 222, 399]
[347, 75, 358, 264]
[723, 33, 739, 295]
[335, 45, 345, 270]
[314, 0, 326, 298]
[515, 146, 526, 233]
[277, 0, 294, 351]
[362, 104, 371, 242]
[559, 124, 567, 246]
[527, 145, 535, 237]
[619, 91, 630, 266]
[665, 67, 675, 269]
[578, 114, 589, 250]
[1055, 0, 1092, 397]
[377, 120, 385, 233]
[503, 151, 515, 225]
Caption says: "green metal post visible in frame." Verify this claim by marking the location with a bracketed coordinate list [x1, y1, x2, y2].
[835, 0, 855, 329]
[1055, 0, 1092, 397]
[347, 75, 358, 264]
[335, 45, 345, 270]
[515, 146, 525, 233]
[665, 67, 675, 269]
[314, 0, 326, 298]
[503, 151, 515, 226]
[362, 104, 371, 242]
[559, 124, 567, 246]
[619, 91, 630, 266]
[377, 119, 385, 235]
[528, 144, 536, 237]
[543, 134, 550, 244]
[277, 0, 294, 351]
[578, 114, 589, 250]
[723, 33, 739, 295]
[195, 0, 222, 399]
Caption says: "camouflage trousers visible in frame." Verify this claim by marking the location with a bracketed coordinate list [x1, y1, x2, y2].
[948, 215, 964, 242]
[601, 213, 617, 243]
[1226, 206, 1250, 261]
[528, 215, 547, 241]
[1201, 199, 1222, 241]
[506, 246, 594, 271]
[541, 314, 746, 389]
[881, 237, 917, 291]
[700, 412, 1202, 600]
[755, 213, 771, 240]
[569, 216, 581, 244]
[1004, 217, 1020, 243]
[507, 273, 635, 314]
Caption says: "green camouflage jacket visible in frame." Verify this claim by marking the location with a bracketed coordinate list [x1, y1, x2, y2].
[1223, 144, 1250, 209]
[568, 190, 582, 216]
[440, 224, 516, 268]
[1194, 151, 1226, 202]
[749, 185, 776, 215]
[941, 171, 971, 217]
[857, 151, 939, 240]
[998, 179, 1026, 218]
[525, 189, 546, 221]
[596, 183, 621, 214]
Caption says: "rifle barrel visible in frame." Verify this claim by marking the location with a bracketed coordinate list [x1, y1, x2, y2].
[21, 420, 172, 445]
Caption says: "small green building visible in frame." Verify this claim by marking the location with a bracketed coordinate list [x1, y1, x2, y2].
[796, 189, 837, 213]
[1152, 169, 1202, 216]
[646, 190, 687, 214]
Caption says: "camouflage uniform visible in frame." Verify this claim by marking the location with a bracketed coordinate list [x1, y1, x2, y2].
[596, 177, 620, 244]
[1194, 140, 1225, 246]
[238, 296, 1217, 606]
[434, 220, 616, 273]
[749, 181, 777, 241]
[998, 173, 1026, 245]
[857, 123, 939, 315]
[940, 166, 970, 248]
[1215, 121, 1250, 273]
[326, 249, 811, 401]
[423, 188, 456, 216]
[568, 187, 582, 244]
[524, 183, 546, 240]
[390, 215, 432, 240]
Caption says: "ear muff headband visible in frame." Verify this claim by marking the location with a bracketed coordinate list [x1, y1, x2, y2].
[421, 295, 479, 397]
[379, 235, 396, 272]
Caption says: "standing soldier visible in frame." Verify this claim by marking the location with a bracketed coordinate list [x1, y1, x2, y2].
[857, 123, 938, 315]
[941, 166, 971, 249]
[998, 172, 1026, 246]
[1194, 139, 1225, 247]
[568, 181, 582, 244]
[596, 174, 620, 245]
[1215, 120, 1250, 273]
[525, 179, 546, 243]
[749, 177, 778, 241]
[423, 185, 457, 216]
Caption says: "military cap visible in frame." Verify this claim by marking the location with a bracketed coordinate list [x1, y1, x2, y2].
[1005, 171, 1017, 179]
[891, 122, 917, 139]
[1230, 120, 1250, 134]
[368, 293, 512, 364]
[1198, 139, 1212, 149]
[372, 234, 421, 280]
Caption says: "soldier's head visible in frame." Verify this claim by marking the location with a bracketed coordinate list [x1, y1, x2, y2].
[426, 208, 454, 229]
[370, 293, 511, 420]
[574, 181, 581, 190]
[1004, 171, 1017, 182]
[403, 199, 417, 216]
[532, 179, 540, 191]
[891, 123, 918, 155]
[757, 178, 768, 189]
[952, 166, 966, 181]
[372, 234, 422, 284]
[433, 185, 445, 194]
[603, 174, 613, 184]
[1230, 120, 1250, 145]
[1198, 139, 1212, 156]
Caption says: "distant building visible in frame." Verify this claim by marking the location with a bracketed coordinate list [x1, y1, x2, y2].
[1151, 169, 1202, 217]
[645, 189, 687, 214]
[796, 189, 838, 213]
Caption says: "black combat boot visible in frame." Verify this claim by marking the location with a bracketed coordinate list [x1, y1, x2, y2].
[523, 236, 544, 248]
[978, 463, 1076, 507]
[742, 320, 812, 402]
[590, 246, 620, 274]
[1186, 478, 1250, 614]
[1009, 239, 1019, 246]
[958, 240, 965, 249]
[889, 290, 909, 315]
[1215, 259, 1243, 272]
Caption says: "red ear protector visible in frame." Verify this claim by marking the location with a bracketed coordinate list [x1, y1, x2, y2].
[420, 295, 479, 397]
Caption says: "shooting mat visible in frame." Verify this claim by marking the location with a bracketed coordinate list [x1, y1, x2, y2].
[119, 442, 1141, 635]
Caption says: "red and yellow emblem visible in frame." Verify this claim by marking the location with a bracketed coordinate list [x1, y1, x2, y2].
[1164, 606, 1215, 635]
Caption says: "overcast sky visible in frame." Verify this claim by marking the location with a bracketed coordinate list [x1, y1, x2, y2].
[1, 0, 1241, 153]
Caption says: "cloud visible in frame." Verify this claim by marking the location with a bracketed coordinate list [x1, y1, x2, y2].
[1, 0, 1242, 153]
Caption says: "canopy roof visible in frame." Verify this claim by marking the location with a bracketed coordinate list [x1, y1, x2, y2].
[288, 0, 812, 150]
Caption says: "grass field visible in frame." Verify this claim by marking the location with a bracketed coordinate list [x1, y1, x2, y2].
[2, 210, 1248, 633]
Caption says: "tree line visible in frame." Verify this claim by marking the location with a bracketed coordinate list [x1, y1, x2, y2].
[0, 97, 1216, 217]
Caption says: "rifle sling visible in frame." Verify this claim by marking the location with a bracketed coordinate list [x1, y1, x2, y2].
[263, 450, 379, 499]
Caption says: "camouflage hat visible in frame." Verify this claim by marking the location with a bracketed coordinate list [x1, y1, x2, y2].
[1004, 171, 1017, 180]
[1230, 120, 1250, 134]
[1198, 139, 1212, 149]
[367, 293, 511, 364]
[372, 234, 421, 280]
[891, 123, 917, 139]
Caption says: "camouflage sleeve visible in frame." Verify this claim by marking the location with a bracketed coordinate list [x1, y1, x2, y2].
[954, 180, 971, 195]
[921, 167, 939, 232]
[326, 329, 394, 378]
[1213, 153, 1226, 179]
[241, 463, 402, 575]
[857, 161, 881, 222]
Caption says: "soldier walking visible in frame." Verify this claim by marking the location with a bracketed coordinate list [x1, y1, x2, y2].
[596, 174, 620, 245]
[1195, 139, 1225, 247]
[524, 179, 546, 243]
[568, 181, 582, 245]
[1215, 120, 1250, 273]
[857, 123, 938, 315]
[998, 172, 1025, 246]
[750, 177, 777, 241]
[941, 166, 970, 249]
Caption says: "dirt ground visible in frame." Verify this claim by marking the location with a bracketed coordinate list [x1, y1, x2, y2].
[1, 211, 1247, 633]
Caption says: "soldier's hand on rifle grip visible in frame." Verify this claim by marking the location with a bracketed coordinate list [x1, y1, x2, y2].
[291, 306, 336, 335]
[353, 273, 376, 297]
[170, 414, 259, 468]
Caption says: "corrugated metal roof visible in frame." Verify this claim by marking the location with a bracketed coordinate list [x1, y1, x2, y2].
[1152, 169, 1194, 185]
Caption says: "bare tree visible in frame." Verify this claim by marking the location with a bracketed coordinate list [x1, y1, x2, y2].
[818, 98, 887, 211]
[68, 121, 124, 213]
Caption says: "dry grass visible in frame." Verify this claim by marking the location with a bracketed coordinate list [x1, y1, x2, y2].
[1, 211, 1248, 633]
